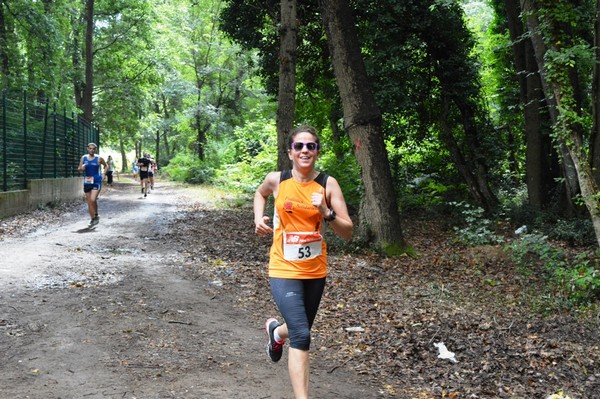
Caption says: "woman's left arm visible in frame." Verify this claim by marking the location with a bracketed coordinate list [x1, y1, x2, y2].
[325, 176, 353, 241]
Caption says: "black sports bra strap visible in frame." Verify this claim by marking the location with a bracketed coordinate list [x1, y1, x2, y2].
[280, 170, 328, 189]
[314, 172, 328, 189]
[280, 169, 292, 182]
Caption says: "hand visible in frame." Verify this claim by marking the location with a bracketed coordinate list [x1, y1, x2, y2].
[311, 188, 327, 214]
[255, 216, 273, 236]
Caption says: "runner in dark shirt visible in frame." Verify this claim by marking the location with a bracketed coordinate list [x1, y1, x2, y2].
[137, 153, 152, 198]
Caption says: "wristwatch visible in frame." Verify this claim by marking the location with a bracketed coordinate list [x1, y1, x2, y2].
[324, 208, 336, 222]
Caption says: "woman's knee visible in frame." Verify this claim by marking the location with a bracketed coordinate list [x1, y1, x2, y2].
[289, 327, 311, 350]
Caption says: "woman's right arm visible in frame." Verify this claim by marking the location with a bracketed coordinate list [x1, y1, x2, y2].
[253, 172, 279, 236]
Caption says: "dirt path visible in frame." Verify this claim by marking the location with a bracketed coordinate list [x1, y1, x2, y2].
[0, 178, 375, 399]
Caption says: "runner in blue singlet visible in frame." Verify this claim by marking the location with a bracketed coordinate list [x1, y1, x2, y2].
[78, 143, 107, 227]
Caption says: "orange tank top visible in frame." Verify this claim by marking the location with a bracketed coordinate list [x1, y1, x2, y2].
[269, 170, 328, 279]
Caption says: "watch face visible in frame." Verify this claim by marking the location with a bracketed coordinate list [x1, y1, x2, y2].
[326, 209, 336, 221]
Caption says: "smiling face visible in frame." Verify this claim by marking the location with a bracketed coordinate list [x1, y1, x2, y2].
[288, 131, 320, 170]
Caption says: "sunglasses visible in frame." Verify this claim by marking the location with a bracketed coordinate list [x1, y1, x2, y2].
[291, 142, 320, 151]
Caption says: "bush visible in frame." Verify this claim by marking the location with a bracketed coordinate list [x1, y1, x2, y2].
[505, 233, 600, 309]
[160, 153, 215, 184]
[214, 156, 276, 194]
[449, 201, 504, 246]
[548, 218, 595, 246]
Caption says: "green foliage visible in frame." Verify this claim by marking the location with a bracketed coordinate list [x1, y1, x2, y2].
[381, 242, 417, 257]
[399, 173, 460, 211]
[160, 152, 215, 184]
[505, 232, 555, 267]
[535, 1, 596, 152]
[8, 0, 600, 260]
[554, 254, 600, 305]
[548, 218, 596, 246]
[161, 119, 277, 186]
[317, 149, 362, 210]
[500, 192, 596, 247]
[1, 0, 80, 109]
[505, 233, 600, 309]
[212, 120, 277, 193]
[387, 134, 467, 211]
[450, 201, 504, 246]
[214, 154, 276, 194]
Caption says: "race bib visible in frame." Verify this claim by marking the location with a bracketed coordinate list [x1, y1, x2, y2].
[84, 176, 94, 184]
[140, 166, 148, 171]
[283, 232, 323, 261]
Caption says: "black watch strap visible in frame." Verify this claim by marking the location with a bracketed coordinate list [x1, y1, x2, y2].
[324, 208, 336, 222]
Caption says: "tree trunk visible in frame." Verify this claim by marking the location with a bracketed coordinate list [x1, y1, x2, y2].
[561, 106, 600, 246]
[451, 96, 500, 211]
[276, 0, 297, 171]
[82, 0, 94, 121]
[505, 0, 557, 208]
[522, 0, 600, 246]
[0, 0, 9, 87]
[591, 0, 600, 183]
[521, 0, 580, 213]
[155, 129, 160, 167]
[328, 108, 344, 161]
[72, 9, 83, 110]
[196, 112, 206, 161]
[157, 96, 171, 160]
[319, 0, 407, 252]
[119, 139, 127, 172]
[523, 53, 546, 208]
[438, 95, 488, 207]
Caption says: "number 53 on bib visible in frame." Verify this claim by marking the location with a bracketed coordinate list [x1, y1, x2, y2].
[283, 232, 323, 261]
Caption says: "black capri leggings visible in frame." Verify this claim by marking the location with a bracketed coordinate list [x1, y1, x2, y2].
[270, 277, 326, 351]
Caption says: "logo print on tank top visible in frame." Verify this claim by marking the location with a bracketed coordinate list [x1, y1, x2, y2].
[284, 201, 293, 213]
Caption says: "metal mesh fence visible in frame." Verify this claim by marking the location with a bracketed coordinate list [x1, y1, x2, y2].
[0, 92, 99, 192]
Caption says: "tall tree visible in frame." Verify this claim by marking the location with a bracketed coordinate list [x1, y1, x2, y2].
[498, 0, 559, 208]
[520, 0, 582, 214]
[355, 0, 501, 212]
[276, 0, 297, 170]
[0, 1, 8, 87]
[425, 3, 499, 211]
[82, 0, 94, 121]
[319, 0, 406, 251]
[72, 0, 95, 120]
[520, 0, 600, 245]
[182, 0, 250, 160]
[1, 0, 77, 106]
[592, 0, 600, 183]
[91, 0, 156, 164]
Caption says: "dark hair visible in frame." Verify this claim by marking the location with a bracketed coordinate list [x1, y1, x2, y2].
[287, 125, 320, 149]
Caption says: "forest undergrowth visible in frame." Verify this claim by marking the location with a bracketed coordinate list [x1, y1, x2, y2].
[168, 198, 600, 399]
[1, 191, 598, 399]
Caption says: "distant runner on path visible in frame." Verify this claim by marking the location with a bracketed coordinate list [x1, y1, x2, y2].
[137, 153, 152, 198]
[105, 155, 116, 186]
[78, 142, 107, 228]
[148, 154, 157, 190]
[132, 159, 139, 180]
